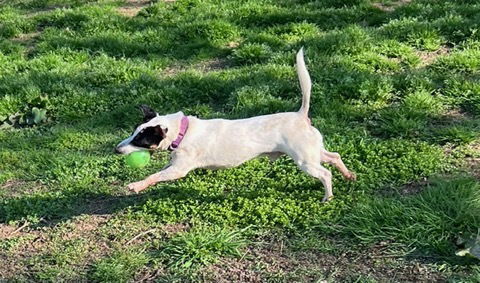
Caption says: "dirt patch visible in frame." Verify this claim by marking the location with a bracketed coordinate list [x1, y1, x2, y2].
[58, 214, 110, 241]
[1, 179, 27, 190]
[162, 66, 180, 77]
[397, 178, 430, 196]
[204, 241, 448, 282]
[11, 31, 40, 49]
[441, 109, 470, 123]
[417, 46, 451, 67]
[464, 142, 480, 179]
[0, 214, 112, 280]
[194, 58, 231, 72]
[161, 223, 190, 236]
[466, 157, 480, 179]
[227, 41, 240, 48]
[117, 0, 152, 17]
[0, 253, 29, 281]
[162, 58, 230, 76]
[133, 267, 168, 282]
[0, 215, 191, 279]
[0, 224, 18, 239]
[0, 233, 40, 278]
[204, 257, 263, 282]
[372, 0, 412, 12]
[378, 178, 430, 197]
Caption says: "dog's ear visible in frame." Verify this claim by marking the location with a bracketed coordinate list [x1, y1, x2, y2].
[154, 125, 168, 138]
[138, 104, 157, 121]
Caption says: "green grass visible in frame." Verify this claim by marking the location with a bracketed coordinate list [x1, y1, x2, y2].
[328, 177, 480, 256]
[91, 249, 149, 282]
[1, 0, 480, 281]
[159, 226, 248, 270]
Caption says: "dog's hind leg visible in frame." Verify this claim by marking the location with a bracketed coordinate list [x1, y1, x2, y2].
[320, 151, 356, 181]
[284, 134, 334, 201]
[298, 162, 333, 202]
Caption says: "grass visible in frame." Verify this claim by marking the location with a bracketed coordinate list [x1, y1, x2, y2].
[0, 0, 479, 281]
[159, 226, 248, 270]
[329, 177, 480, 256]
[91, 249, 149, 282]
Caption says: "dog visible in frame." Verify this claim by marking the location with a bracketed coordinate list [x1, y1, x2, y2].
[116, 48, 356, 202]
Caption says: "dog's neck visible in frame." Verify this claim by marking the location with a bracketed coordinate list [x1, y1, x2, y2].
[169, 116, 189, 150]
[158, 111, 185, 151]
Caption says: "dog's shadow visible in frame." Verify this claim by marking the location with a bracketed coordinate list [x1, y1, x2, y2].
[0, 178, 251, 227]
[0, 188, 148, 226]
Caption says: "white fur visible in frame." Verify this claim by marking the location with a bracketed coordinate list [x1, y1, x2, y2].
[116, 48, 355, 202]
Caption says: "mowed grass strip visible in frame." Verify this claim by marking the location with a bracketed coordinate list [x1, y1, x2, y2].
[1, 0, 480, 281]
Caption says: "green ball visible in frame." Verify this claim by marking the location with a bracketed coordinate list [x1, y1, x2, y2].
[125, 151, 150, 168]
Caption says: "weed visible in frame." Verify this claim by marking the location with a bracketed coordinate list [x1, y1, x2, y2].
[159, 226, 247, 270]
[232, 43, 272, 65]
[91, 249, 149, 282]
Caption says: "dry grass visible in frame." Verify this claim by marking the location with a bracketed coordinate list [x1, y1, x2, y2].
[162, 58, 231, 77]
[372, 0, 413, 12]
[117, 0, 152, 17]
[203, 240, 448, 282]
[417, 46, 452, 67]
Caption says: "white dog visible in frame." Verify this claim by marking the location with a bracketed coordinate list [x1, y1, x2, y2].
[116, 48, 356, 202]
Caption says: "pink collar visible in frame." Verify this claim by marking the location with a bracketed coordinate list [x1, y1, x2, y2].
[169, 116, 189, 150]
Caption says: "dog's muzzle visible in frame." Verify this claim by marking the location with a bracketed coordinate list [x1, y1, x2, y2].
[115, 142, 137, 155]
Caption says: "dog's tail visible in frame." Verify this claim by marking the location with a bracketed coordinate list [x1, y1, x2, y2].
[296, 47, 312, 117]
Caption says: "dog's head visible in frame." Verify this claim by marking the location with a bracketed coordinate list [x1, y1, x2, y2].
[115, 105, 183, 154]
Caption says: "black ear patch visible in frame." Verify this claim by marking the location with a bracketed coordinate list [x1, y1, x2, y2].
[131, 125, 166, 149]
[138, 104, 157, 122]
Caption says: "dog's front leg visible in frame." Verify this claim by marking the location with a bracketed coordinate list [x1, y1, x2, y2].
[127, 164, 191, 193]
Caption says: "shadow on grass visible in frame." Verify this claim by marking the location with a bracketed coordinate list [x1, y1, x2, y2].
[0, 185, 157, 225]
[231, 4, 386, 30]
[39, 32, 228, 62]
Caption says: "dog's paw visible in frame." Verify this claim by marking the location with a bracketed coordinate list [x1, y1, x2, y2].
[322, 195, 334, 203]
[346, 172, 357, 181]
[127, 181, 147, 194]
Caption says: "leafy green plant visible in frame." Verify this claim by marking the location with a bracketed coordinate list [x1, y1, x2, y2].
[159, 226, 248, 270]
[370, 106, 426, 138]
[0, 96, 50, 129]
[370, 89, 443, 138]
[433, 126, 478, 144]
[232, 43, 272, 65]
[380, 18, 444, 51]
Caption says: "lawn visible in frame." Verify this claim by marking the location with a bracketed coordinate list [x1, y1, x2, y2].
[0, 0, 479, 281]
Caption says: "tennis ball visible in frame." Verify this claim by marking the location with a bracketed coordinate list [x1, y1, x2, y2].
[126, 151, 150, 168]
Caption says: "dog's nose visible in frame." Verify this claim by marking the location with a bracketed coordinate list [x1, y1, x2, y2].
[114, 147, 122, 154]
